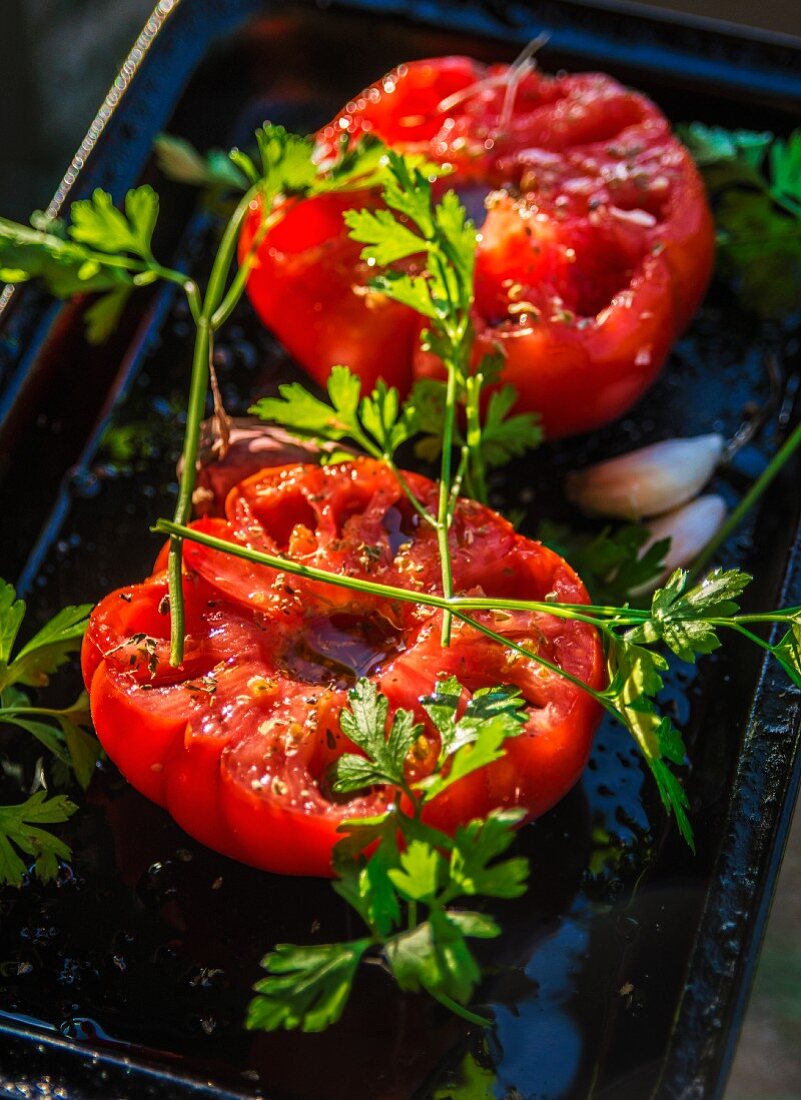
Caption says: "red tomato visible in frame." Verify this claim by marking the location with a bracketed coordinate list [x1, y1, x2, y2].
[241, 57, 714, 437]
[83, 460, 603, 877]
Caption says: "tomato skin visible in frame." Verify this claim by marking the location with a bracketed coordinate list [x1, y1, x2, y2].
[83, 460, 603, 877]
[240, 191, 418, 395]
[243, 57, 714, 438]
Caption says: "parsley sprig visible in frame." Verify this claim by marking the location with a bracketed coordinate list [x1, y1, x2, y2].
[679, 123, 801, 317]
[0, 126, 445, 667]
[253, 152, 541, 643]
[156, 516, 801, 849]
[0, 579, 96, 885]
[247, 678, 529, 1032]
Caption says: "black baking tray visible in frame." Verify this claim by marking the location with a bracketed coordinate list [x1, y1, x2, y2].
[1, 2, 800, 1098]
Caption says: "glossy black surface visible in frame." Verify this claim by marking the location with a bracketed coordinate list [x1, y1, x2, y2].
[0, 2, 800, 1099]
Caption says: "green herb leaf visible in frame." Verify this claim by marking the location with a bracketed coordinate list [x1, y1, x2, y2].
[679, 123, 773, 172]
[345, 206, 429, 266]
[0, 580, 25, 666]
[333, 822, 402, 938]
[386, 909, 485, 1007]
[538, 519, 669, 605]
[680, 123, 801, 316]
[251, 366, 360, 443]
[628, 568, 751, 663]
[333, 678, 421, 793]
[11, 603, 93, 687]
[421, 678, 527, 766]
[154, 133, 249, 190]
[83, 285, 135, 345]
[247, 939, 372, 1032]
[449, 810, 529, 899]
[771, 620, 801, 688]
[0, 791, 76, 886]
[478, 386, 542, 468]
[387, 839, 446, 903]
[417, 685, 527, 802]
[605, 638, 693, 847]
[69, 187, 158, 259]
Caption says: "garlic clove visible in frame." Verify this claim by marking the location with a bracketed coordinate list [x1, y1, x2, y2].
[635, 495, 728, 593]
[565, 434, 725, 520]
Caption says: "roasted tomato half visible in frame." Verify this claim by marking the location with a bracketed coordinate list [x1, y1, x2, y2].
[241, 57, 714, 438]
[82, 460, 604, 877]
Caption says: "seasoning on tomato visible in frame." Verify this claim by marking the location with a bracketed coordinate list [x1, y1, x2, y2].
[241, 57, 714, 438]
[82, 460, 603, 877]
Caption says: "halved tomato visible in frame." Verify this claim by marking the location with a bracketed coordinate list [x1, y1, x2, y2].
[82, 460, 604, 876]
[241, 57, 714, 437]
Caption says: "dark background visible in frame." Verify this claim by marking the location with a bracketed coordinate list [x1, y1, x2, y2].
[0, 2, 799, 1097]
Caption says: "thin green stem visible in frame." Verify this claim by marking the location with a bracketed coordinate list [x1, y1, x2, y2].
[427, 990, 492, 1028]
[0, 705, 81, 720]
[452, 596, 622, 633]
[204, 188, 257, 317]
[211, 200, 275, 330]
[155, 519, 611, 714]
[436, 360, 458, 645]
[388, 463, 438, 529]
[154, 519, 450, 610]
[449, 609, 613, 714]
[720, 621, 777, 655]
[463, 374, 487, 504]
[688, 416, 801, 582]
[168, 317, 211, 665]
[730, 609, 801, 624]
[166, 187, 263, 665]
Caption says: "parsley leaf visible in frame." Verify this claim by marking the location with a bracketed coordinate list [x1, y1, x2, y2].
[420, 677, 527, 771]
[539, 519, 669, 606]
[479, 386, 543, 468]
[0, 579, 98, 791]
[0, 186, 172, 344]
[0, 792, 76, 887]
[628, 568, 752, 663]
[9, 603, 94, 688]
[448, 810, 529, 899]
[386, 908, 493, 1007]
[680, 123, 801, 317]
[252, 365, 418, 466]
[603, 632, 694, 847]
[772, 620, 801, 688]
[333, 679, 421, 793]
[154, 133, 249, 190]
[0, 581, 25, 665]
[69, 187, 158, 259]
[247, 939, 372, 1032]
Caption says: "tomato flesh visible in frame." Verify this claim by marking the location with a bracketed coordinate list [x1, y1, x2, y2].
[83, 460, 603, 876]
[242, 58, 714, 437]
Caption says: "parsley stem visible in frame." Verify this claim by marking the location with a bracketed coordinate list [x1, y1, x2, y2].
[0, 704, 81, 720]
[436, 358, 458, 646]
[204, 189, 257, 317]
[167, 188, 261, 665]
[688, 415, 801, 583]
[168, 315, 211, 665]
[719, 621, 777, 655]
[154, 520, 609, 708]
[211, 200, 276, 330]
[449, 609, 612, 713]
[428, 991, 492, 1028]
[464, 374, 488, 504]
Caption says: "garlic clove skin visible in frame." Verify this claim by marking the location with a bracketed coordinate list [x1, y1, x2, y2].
[565, 434, 725, 520]
[633, 495, 728, 594]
